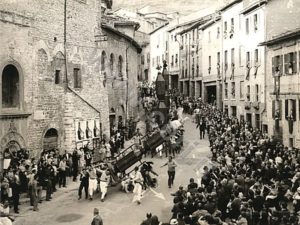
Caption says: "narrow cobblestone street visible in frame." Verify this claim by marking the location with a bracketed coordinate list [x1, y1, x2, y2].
[13, 117, 212, 225]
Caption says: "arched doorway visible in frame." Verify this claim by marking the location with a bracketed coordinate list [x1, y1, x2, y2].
[2, 64, 20, 108]
[6, 140, 22, 152]
[43, 128, 58, 151]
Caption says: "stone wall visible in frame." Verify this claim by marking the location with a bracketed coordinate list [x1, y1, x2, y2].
[0, 0, 113, 156]
[101, 28, 140, 124]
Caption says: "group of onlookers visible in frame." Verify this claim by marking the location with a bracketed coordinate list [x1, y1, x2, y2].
[0, 146, 95, 216]
[165, 101, 300, 225]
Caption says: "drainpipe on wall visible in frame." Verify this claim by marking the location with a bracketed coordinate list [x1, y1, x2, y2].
[125, 45, 129, 122]
[64, 0, 68, 89]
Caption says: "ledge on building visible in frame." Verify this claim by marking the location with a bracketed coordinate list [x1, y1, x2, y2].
[240, 0, 267, 15]
[219, 0, 243, 12]
[259, 28, 300, 46]
[0, 112, 32, 119]
[101, 23, 142, 53]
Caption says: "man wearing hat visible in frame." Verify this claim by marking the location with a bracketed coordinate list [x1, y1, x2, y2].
[91, 208, 103, 225]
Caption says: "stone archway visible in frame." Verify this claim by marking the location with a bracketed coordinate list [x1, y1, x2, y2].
[0, 132, 26, 152]
[0, 120, 26, 153]
[43, 128, 58, 151]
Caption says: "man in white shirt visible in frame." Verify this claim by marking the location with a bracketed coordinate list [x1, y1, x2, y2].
[161, 156, 177, 188]
[98, 165, 110, 202]
[88, 166, 97, 200]
[132, 166, 143, 205]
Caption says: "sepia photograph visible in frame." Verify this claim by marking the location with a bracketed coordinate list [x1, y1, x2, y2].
[1, 0, 300, 224]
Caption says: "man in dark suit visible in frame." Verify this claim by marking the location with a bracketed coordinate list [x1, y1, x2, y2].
[91, 208, 103, 225]
[196, 117, 206, 139]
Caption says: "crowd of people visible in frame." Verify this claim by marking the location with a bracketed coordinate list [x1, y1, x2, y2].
[154, 99, 300, 225]
[0, 146, 100, 215]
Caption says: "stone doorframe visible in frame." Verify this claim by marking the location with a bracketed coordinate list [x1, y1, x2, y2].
[0, 120, 26, 152]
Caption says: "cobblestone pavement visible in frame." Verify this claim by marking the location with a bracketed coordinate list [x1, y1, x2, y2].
[13, 117, 212, 225]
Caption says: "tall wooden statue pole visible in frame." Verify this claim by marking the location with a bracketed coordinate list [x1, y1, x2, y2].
[155, 67, 168, 127]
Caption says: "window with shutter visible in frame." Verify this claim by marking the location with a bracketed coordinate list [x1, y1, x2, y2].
[255, 84, 259, 102]
[272, 100, 275, 118]
[284, 54, 289, 75]
[279, 55, 283, 74]
[292, 99, 296, 121]
[293, 52, 297, 74]
[279, 100, 282, 120]
[299, 100, 300, 120]
[285, 99, 289, 119]
[284, 54, 290, 74]
[272, 57, 275, 76]
[254, 14, 258, 32]
[299, 51, 300, 73]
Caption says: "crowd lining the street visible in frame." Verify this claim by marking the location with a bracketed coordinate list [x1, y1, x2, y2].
[142, 97, 300, 225]
[0, 85, 188, 225]
[9, 89, 300, 225]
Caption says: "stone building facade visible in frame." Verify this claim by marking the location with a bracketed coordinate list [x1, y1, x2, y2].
[100, 24, 142, 131]
[221, 0, 244, 119]
[0, 0, 114, 158]
[262, 0, 300, 148]
[201, 15, 223, 109]
[241, 0, 267, 130]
